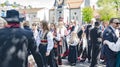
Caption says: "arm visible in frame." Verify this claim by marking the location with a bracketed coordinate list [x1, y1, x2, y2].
[46, 32, 54, 56]
[103, 29, 112, 41]
[104, 38, 120, 52]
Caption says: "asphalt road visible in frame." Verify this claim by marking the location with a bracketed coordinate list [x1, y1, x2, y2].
[59, 59, 106, 67]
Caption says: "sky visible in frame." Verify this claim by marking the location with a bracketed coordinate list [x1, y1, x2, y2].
[0, 0, 55, 9]
[0, 0, 98, 9]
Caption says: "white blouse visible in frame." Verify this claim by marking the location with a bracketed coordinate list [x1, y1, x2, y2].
[46, 31, 54, 53]
[69, 41, 78, 46]
[104, 38, 120, 52]
[33, 30, 40, 47]
[54, 32, 61, 41]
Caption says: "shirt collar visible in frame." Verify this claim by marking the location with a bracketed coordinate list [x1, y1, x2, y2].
[110, 25, 116, 32]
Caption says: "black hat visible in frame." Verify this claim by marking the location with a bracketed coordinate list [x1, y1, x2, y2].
[2, 9, 23, 23]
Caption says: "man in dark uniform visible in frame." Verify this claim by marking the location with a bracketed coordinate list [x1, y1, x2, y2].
[90, 22, 102, 67]
[0, 10, 43, 67]
[103, 18, 120, 67]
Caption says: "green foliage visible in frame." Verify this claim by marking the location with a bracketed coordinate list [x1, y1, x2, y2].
[97, 0, 120, 21]
[98, 6, 117, 21]
[82, 7, 93, 23]
[97, 0, 120, 10]
[97, 0, 112, 7]
[0, 3, 5, 7]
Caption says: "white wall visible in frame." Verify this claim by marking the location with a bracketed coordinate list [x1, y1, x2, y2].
[49, 8, 82, 25]
[63, 8, 69, 24]
[49, 10, 55, 23]
[70, 8, 82, 24]
[37, 8, 49, 21]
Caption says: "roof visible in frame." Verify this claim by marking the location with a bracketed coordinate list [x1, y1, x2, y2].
[67, 0, 83, 9]
[51, 0, 83, 10]
[18, 8, 43, 14]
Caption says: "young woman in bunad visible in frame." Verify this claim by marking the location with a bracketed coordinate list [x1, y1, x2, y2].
[39, 21, 56, 67]
[50, 23, 59, 67]
[56, 21, 68, 65]
[68, 31, 79, 66]
[58, 21, 69, 58]
[78, 26, 88, 62]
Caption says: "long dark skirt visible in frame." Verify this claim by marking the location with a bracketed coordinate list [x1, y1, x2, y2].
[68, 45, 77, 63]
[39, 44, 47, 67]
[47, 50, 58, 67]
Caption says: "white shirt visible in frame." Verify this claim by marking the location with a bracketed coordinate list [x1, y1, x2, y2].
[46, 31, 54, 53]
[105, 38, 120, 52]
[33, 30, 40, 47]
[54, 32, 61, 41]
[69, 41, 78, 46]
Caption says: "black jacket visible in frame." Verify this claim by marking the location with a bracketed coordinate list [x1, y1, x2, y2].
[90, 27, 102, 45]
[0, 27, 43, 67]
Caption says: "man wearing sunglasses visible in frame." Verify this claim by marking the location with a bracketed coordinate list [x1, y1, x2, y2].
[102, 18, 120, 67]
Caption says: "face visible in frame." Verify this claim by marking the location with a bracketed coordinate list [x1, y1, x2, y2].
[50, 24, 55, 30]
[112, 19, 120, 29]
[114, 23, 120, 29]
[32, 23, 37, 30]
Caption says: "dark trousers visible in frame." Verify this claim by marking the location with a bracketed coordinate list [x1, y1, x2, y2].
[87, 40, 92, 61]
[104, 45, 117, 67]
[90, 44, 100, 67]
[77, 43, 82, 57]
[39, 44, 47, 67]
[106, 59, 116, 67]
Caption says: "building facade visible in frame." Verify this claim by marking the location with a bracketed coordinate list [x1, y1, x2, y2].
[49, 0, 83, 24]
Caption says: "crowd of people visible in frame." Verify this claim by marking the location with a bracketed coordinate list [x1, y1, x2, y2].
[0, 9, 120, 67]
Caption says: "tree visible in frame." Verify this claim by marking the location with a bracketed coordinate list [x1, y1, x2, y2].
[97, 0, 120, 14]
[0, 3, 5, 7]
[98, 6, 117, 22]
[82, 7, 94, 23]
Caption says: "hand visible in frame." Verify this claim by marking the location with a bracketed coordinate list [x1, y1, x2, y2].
[46, 52, 50, 56]
[97, 38, 102, 42]
[103, 40, 108, 45]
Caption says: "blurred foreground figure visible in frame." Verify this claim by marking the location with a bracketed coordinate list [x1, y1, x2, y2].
[0, 10, 43, 67]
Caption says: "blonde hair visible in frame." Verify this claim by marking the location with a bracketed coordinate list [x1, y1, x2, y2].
[23, 21, 30, 26]
[69, 31, 79, 43]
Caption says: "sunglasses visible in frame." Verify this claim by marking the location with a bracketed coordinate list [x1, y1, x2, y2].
[115, 23, 120, 25]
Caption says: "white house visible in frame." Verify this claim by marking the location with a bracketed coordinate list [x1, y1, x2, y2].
[49, 0, 83, 24]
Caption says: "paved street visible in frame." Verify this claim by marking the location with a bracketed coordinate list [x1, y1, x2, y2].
[59, 59, 106, 67]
